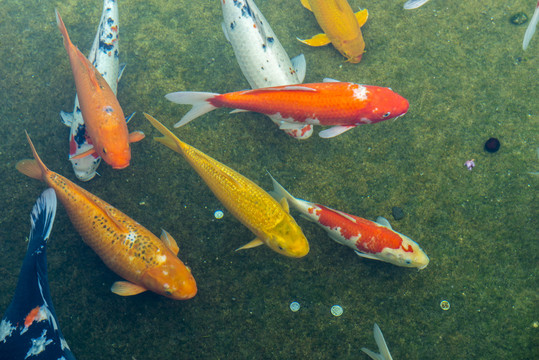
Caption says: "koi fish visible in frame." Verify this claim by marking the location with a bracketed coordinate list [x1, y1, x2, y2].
[269, 176, 429, 269]
[221, 0, 312, 139]
[166, 79, 409, 138]
[523, 1, 539, 50]
[56, 9, 144, 170]
[297, 0, 368, 63]
[60, 0, 128, 181]
[403, 0, 432, 10]
[143, 113, 309, 258]
[16, 133, 197, 300]
[0, 189, 76, 360]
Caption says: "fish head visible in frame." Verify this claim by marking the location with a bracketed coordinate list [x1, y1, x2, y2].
[142, 260, 197, 300]
[379, 233, 430, 269]
[264, 218, 310, 258]
[340, 38, 365, 64]
[97, 126, 131, 169]
[362, 86, 410, 123]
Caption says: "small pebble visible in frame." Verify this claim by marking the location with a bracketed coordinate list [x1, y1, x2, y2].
[510, 12, 528, 25]
[392, 206, 405, 220]
[214, 210, 224, 219]
[440, 300, 451, 311]
[331, 305, 343, 316]
[289, 301, 300, 312]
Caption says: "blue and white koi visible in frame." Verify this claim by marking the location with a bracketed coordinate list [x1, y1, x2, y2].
[221, 0, 312, 139]
[60, 0, 125, 181]
[269, 176, 429, 269]
[0, 189, 76, 360]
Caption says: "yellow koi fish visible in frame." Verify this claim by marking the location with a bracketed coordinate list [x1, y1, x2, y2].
[298, 0, 368, 63]
[143, 113, 309, 258]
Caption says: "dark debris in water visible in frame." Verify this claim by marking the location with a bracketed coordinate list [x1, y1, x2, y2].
[510, 12, 528, 25]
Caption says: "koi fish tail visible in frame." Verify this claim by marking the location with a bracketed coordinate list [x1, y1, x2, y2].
[267, 173, 300, 209]
[16, 132, 50, 181]
[55, 9, 72, 50]
[164, 92, 219, 128]
[143, 113, 185, 155]
[27, 189, 57, 255]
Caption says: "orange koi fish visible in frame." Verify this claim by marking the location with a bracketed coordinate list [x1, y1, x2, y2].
[55, 9, 144, 169]
[166, 79, 409, 138]
[16, 132, 197, 300]
[298, 0, 368, 63]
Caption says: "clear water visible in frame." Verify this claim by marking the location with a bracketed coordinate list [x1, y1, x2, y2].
[0, 0, 537, 359]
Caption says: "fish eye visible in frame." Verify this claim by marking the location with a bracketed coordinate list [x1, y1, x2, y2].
[382, 112, 391, 118]
[405, 259, 412, 265]
[278, 245, 284, 251]
[102, 148, 107, 154]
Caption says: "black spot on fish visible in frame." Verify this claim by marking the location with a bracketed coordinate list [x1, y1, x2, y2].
[262, 44, 267, 51]
[267, 37, 274, 44]
[107, 18, 114, 26]
[99, 39, 114, 53]
[74, 124, 86, 147]
[230, 21, 235, 30]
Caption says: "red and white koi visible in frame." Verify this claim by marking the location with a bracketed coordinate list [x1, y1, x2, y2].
[166, 78, 409, 138]
[59, 0, 125, 181]
[269, 176, 429, 269]
[221, 0, 312, 139]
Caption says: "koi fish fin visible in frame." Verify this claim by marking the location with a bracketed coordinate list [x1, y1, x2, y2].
[160, 229, 179, 255]
[111, 281, 147, 296]
[404, 0, 431, 10]
[523, 2, 539, 50]
[118, 63, 127, 81]
[323, 78, 341, 83]
[297, 33, 331, 47]
[291, 54, 307, 83]
[16, 132, 50, 181]
[280, 197, 290, 213]
[300, 0, 312, 12]
[248, 86, 317, 94]
[282, 125, 313, 140]
[70, 147, 97, 160]
[235, 238, 264, 251]
[126, 112, 136, 124]
[164, 92, 219, 128]
[221, 22, 231, 42]
[354, 250, 381, 261]
[55, 9, 73, 50]
[375, 216, 392, 229]
[129, 130, 145, 143]
[361, 323, 393, 360]
[355, 9, 369, 27]
[318, 125, 356, 138]
[143, 113, 185, 154]
[60, 110, 74, 127]
[230, 109, 250, 114]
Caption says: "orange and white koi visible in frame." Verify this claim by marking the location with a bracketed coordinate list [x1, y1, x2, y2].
[16, 133, 197, 300]
[143, 113, 310, 258]
[297, 0, 368, 63]
[269, 176, 429, 269]
[166, 79, 409, 138]
[56, 9, 144, 169]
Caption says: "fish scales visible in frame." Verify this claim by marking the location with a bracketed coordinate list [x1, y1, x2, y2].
[179, 143, 286, 231]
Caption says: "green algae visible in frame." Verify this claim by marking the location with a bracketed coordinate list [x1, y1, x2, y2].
[0, 0, 537, 359]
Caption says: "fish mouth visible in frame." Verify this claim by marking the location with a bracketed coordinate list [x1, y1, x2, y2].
[112, 163, 130, 170]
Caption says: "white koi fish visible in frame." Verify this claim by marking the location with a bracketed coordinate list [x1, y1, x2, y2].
[221, 0, 312, 139]
[60, 0, 125, 181]
[269, 175, 429, 269]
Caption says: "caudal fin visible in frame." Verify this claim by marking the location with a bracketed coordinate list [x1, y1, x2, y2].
[27, 188, 57, 255]
[55, 9, 72, 50]
[164, 91, 219, 128]
[143, 113, 185, 154]
[16, 132, 49, 181]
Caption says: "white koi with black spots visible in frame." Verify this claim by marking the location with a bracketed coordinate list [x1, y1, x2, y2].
[60, 0, 124, 181]
[221, 0, 312, 139]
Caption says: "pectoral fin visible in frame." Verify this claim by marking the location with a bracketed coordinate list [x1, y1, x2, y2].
[300, 0, 312, 11]
[111, 281, 147, 296]
[297, 33, 331, 47]
[69, 147, 96, 159]
[318, 125, 356, 138]
[129, 130, 145, 143]
[355, 9, 369, 27]
[160, 229, 179, 255]
[235, 238, 264, 251]
[280, 197, 290, 213]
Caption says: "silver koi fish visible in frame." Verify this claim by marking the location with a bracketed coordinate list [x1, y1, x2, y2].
[221, 0, 312, 139]
[59, 0, 124, 181]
